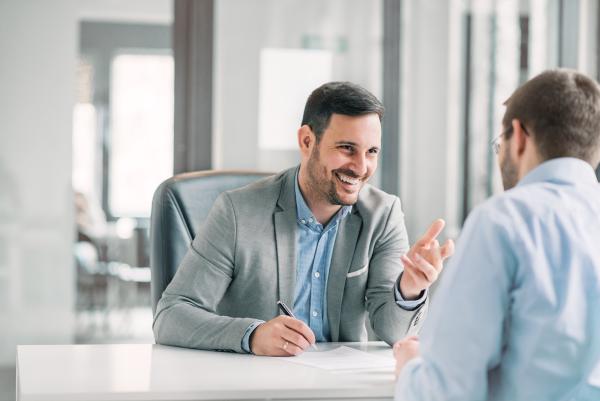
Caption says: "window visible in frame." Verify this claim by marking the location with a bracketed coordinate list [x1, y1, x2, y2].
[109, 54, 174, 217]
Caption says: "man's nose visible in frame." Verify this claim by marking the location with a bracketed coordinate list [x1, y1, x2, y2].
[351, 153, 368, 177]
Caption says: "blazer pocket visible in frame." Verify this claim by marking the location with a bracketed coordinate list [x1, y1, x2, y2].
[346, 264, 368, 278]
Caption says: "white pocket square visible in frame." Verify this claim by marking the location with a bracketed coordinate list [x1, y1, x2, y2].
[346, 264, 368, 278]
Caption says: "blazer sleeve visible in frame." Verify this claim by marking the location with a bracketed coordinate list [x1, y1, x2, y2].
[365, 197, 428, 345]
[152, 192, 260, 353]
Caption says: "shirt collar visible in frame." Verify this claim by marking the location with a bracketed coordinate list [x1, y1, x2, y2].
[294, 167, 352, 229]
[517, 157, 598, 188]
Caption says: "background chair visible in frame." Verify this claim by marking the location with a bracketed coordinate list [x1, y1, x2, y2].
[150, 170, 272, 314]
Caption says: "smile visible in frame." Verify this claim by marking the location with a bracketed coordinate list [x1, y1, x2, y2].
[335, 172, 360, 186]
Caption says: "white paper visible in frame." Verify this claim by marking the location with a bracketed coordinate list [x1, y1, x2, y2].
[282, 346, 395, 371]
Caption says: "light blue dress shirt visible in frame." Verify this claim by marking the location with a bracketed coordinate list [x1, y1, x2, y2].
[241, 168, 425, 352]
[396, 158, 600, 401]
[293, 172, 352, 342]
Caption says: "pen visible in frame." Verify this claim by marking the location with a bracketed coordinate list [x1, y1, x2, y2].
[277, 300, 296, 318]
[277, 300, 319, 351]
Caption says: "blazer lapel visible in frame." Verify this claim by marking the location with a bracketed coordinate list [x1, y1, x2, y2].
[327, 211, 362, 341]
[274, 169, 298, 310]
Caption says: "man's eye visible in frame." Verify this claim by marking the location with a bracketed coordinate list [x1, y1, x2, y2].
[340, 145, 354, 152]
[369, 148, 379, 155]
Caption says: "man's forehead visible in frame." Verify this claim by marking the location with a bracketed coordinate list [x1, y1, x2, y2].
[324, 114, 381, 143]
[326, 131, 381, 146]
[329, 112, 381, 123]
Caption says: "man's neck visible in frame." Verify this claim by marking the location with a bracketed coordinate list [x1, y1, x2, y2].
[297, 166, 341, 226]
[518, 147, 543, 182]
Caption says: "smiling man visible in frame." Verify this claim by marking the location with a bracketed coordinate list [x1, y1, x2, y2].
[153, 82, 453, 355]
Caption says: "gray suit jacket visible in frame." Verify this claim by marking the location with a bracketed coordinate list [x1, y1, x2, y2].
[153, 167, 427, 352]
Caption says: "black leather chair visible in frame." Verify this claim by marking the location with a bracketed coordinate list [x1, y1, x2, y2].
[150, 170, 272, 314]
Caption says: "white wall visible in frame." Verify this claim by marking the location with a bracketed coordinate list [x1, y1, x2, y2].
[213, 0, 382, 173]
[78, 0, 172, 25]
[0, 0, 77, 366]
[400, 0, 463, 241]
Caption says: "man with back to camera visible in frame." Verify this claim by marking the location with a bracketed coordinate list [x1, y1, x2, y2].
[394, 69, 600, 400]
[153, 82, 454, 355]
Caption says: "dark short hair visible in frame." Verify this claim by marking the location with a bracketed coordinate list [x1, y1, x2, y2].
[301, 82, 384, 141]
[502, 69, 600, 166]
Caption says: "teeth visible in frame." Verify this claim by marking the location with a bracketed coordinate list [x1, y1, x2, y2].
[337, 173, 360, 185]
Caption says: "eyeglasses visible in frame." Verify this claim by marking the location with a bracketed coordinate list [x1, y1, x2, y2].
[491, 128, 509, 155]
[491, 123, 529, 155]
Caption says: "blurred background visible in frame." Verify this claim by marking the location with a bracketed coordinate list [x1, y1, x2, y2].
[1, 0, 599, 399]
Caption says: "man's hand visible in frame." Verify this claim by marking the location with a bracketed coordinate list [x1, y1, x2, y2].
[393, 336, 420, 378]
[399, 219, 455, 299]
[250, 315, 316, 356]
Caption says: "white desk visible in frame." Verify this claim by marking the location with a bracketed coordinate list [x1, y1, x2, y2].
[17, 342, 396, 401]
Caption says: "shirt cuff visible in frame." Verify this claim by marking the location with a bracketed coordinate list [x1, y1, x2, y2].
[394, 273, 427, 311]
[241, 321, 265, 354]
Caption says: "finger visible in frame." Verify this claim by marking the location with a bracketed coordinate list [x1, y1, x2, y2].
[282, 327, 311, 351]
[413, 253, 438, 282]
[424, 239, 442, 270]
[416, 219, 445, 247]
[393, 341, 405, 357]
[440, 239, 455, 260]
[401, 254, 429, 283]
[394, 336, 418, 349]
[282, 316, 316, 345]
[279, 338, 303, 356]
[393, 336, 419, 357]
[423, 243, 442, 272]
[401, 254, 417, 270]
[401, 255, 426, 281]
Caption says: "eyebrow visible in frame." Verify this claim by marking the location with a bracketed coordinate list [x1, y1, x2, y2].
[335, 141, 380, 151]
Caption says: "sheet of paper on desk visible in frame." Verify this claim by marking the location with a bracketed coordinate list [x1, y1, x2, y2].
[283, 346, 395, 371]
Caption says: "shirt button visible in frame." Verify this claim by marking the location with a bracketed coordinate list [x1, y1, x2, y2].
[314, 272, 320, 278]
[308, 217, 313, 223]
[300, 219, 306, 224]
[312, 311, 318, 317]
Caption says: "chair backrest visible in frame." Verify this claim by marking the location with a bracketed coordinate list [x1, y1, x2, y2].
[150, 170, 272, 313]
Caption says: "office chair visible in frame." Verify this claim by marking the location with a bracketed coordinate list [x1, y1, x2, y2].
[150, 170, 272, 314]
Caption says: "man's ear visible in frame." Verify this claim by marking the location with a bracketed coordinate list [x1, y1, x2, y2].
[297, 125, 315, 157]
[511, 118, 528, 158]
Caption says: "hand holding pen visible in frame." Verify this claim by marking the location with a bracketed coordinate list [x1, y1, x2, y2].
[277, 301, 319, 351]
[249, 300, 317, 356]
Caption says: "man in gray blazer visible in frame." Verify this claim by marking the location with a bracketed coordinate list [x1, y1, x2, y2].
[153, 82, 453, 356]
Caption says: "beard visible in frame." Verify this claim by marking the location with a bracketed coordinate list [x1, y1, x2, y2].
[500, 145, 519, 190]
[306, 145, 360, 206]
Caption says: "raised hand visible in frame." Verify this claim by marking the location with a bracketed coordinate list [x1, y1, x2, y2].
[399, 219, 454, 299]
